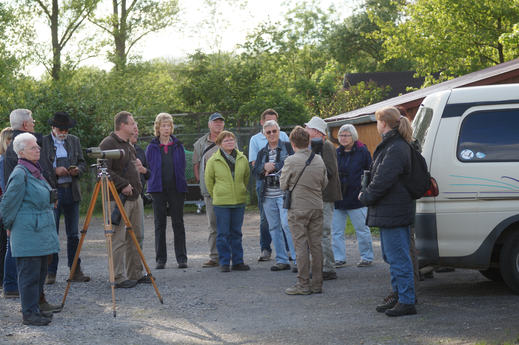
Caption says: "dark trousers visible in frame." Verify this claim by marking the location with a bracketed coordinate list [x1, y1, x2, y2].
[17, 256, 47, 318]
[0, 224, 6, 283]
[151, 189, 187, 264]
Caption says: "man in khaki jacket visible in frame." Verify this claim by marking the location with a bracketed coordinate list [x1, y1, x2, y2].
[280, 126, 328, 295]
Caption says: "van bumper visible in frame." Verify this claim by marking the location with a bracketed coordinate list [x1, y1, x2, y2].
[415, 213, 440, 267]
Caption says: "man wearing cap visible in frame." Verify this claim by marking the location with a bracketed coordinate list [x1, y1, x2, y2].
[193, 112, 238, 268]
[305, 116, 342, 281]
[42, 111, 90, 284]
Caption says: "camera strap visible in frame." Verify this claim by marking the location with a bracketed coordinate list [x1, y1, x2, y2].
[289, 152, 315, 193]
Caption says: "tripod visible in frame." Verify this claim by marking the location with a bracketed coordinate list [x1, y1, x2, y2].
[61, 159, 163, 317]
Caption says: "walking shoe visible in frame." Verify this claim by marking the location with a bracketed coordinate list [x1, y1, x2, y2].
[137, 275, 152, 284]
[258, 249, 271, 261]
[40, 311, 53, 320]
[39, 301, 62, 313]
[221, 265, 230, 273]
[292, 266, 298, 273]
[286, 285, 312, 295]
[3, 290, 20, 299]
[335, 260, 347, 268]
[156, 262, 165, 269]
[385, 302, 417, 317]
[231, 263, 250, 271]
[376, 292, 398, 312]
[270, 263, 291, 271]
[322, 271, 338, 280]
[22, 314, 51, 326]
[202, 260, 219, 268]
[311, 286, 322, 294]
[71, 265, 91, 282]
[115, 280, 138, 289]
[44, 273, 56, 285]
[357, 260, 373, 267]
[178, 262, 188, 269]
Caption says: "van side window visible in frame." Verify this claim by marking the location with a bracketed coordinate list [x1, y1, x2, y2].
[458, 109, 519, 162]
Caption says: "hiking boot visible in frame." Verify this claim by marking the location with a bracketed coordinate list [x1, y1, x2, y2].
[270, 263, 291, 271]
[258, 249, 271, 261]
[178, 262, 188, 269]
[115, 280, 138, 289]
[3, 290, 19, 299]
[71, 265, 91, 282]
[22, 314, 51, 326]
[137, 275, 152, 284]
[156, 262, 165, 269]
[335, 260, 347, 268]
[357, 260, 373, 267]
[231, 263, 250, 271]
[39, 301, 62, 313]
[40, 311, 53, 320]
[286, 285, 312, 295]
[311, 286, 322, 294]
[202, 260, 219, 268]
[221, 265, 230, 273]
[385, 302, 417, 317]
[322, 271, 338, 280]
[376, 292, 399, 312]
[44, 273, 56, 285]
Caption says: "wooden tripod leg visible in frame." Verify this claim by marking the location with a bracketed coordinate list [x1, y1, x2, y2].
[62, 181, 101, 308]
[108, 181, 164, 304]
[105, 229, 117, 317]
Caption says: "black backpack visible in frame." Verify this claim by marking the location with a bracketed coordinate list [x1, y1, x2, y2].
[404, 143, 432, 199]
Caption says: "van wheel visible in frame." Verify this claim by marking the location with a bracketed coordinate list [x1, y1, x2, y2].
[499, 231, 519, 294]
[479, 268, 504, 281]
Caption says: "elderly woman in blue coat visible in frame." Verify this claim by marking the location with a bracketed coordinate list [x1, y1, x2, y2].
[145, 113, 188, 270]
[1, 132, 59, 326]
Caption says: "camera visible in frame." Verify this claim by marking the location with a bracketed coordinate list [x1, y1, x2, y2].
[50, 189, 58, 204]
[143, 193, 154, 206]
[265, 174, 280, 188]
[310, 137, 323, 156]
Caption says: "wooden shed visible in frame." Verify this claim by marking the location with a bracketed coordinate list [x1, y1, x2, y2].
[325, 59, 519, 154]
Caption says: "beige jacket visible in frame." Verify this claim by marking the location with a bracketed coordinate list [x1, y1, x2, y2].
[280, 148, 328, 210]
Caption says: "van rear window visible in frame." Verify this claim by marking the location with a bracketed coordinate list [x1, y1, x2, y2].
[458, 109, 519, 162]
[412, 106, 433, 148]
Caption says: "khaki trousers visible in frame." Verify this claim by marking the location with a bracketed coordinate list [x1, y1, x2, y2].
[204, 196, 219, 261]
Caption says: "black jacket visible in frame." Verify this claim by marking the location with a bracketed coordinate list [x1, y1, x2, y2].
[359, 129, 414, 228]
[134, 143, 151, 199]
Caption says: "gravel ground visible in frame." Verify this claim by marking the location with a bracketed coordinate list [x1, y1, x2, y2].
[1, 210, 519, 345]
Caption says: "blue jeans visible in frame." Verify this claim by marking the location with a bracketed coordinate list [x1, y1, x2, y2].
[257, 181, 271, 252]
[263, 197, 296, 265]
[331, 207, 374, 262]
[17, 256, 47, 318]
[3, 236, 18, 291]
[213, 206, 245, 266]
[379, 226, 415, 305]
[48, 186, 80, 274]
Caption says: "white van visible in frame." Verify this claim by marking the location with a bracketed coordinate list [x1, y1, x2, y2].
[413, 84, 519, 294]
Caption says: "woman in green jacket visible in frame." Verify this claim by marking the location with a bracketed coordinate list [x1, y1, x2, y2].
[205, 131, 250, 273]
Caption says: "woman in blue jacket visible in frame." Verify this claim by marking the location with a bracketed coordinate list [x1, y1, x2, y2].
[1, 133, 59, 326]
[145, 113, 188, 270]
[331, 124, 374, 268]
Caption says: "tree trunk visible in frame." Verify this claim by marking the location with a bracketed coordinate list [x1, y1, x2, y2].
[113, 0, 127, 69]
[51, 0, 60, 80]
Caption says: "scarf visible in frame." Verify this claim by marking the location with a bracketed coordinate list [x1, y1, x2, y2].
[220, 148, 237, 177]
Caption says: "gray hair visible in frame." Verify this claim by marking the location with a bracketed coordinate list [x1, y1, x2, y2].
[13, 132, 37, 158]
[10, 109, 33, 131]
[263, 120, 280, 132]
[339, 124, 359, 142]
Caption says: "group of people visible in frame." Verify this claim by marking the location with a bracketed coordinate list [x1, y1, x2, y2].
[1, 105, 419, 326]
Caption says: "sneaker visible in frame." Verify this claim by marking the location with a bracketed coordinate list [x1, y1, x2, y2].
[22, 314, 51, 326]
[115, 280, 138, 289]
[39, 301, 62, 313]
[44, 273, 56, 285]
[156, 262, 165, 269]
[3, 290, 20, 299]
[40, 311, 53, 320]
[385, 302, 417, 317]
[258, 249, 271, 261]
[292, 266, 298, 273]
[137, 275, 152, 284]
[71, 265, 91, 282]
[221, 265, 230, 273]
[270, 263, 291, 271]
[311, 286, 322, 294]
[286, 285, 312, 295]
[202, 260, 219, 268]
[376, 292, 399, 312]
[231, 263, 250, 271]
[322, 271, 338, 280]
[335, 260, 347, 268]
[178, 262, 188, 269]
[357, 260, 373, 267]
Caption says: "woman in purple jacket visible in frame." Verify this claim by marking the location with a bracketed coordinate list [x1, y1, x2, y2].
[145, 113, 188, 269]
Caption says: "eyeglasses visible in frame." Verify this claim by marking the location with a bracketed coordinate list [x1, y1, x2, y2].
[339, 134, 352, 138]
[25, 119, 36, 125]
[265, 129, 278, 135]
[222, 139, 235, 144]
[24, 146, 41, 152]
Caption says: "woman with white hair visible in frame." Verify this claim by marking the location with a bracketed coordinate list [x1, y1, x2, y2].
[331, 124, 374, 268]
[1, 132, 59, 326]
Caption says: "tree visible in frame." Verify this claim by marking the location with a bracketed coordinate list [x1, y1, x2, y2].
[90, 0, 181, 70]
[373, 0, 519, 80]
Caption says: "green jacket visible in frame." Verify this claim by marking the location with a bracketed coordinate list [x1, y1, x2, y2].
[205, 149, 250, 206]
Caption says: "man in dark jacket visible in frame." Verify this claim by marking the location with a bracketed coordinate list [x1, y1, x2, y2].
[42, 111, 90, 284]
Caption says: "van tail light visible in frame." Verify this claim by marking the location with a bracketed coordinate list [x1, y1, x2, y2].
[423, 177, 439, 197]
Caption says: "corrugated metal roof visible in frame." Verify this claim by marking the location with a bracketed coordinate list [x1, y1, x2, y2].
[326, 58, 519, 125]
